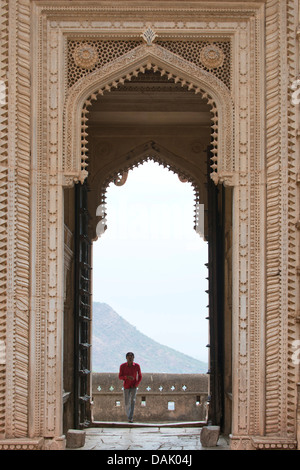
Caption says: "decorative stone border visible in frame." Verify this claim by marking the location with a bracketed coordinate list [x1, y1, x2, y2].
[0, 0, 297, 451]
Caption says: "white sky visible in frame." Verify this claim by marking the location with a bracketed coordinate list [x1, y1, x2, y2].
[92, 160, 209, 362]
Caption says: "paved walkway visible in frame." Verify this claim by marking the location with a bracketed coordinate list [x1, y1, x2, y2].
[74, 425, 230, 451]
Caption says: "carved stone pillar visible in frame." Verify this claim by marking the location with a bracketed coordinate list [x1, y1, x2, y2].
[3, 0, 32, 446]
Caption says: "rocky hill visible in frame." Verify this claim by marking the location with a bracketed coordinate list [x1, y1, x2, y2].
[92, 302, 208, 374]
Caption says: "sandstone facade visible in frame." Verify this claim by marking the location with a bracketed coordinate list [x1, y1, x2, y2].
[0, 0, 299, 450]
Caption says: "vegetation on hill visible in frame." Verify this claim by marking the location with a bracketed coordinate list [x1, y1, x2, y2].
[92, 302, 208, 374]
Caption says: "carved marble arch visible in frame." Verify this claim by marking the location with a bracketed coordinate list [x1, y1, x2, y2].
[63, 42, 234, 189]
[88, 140, 207, 242]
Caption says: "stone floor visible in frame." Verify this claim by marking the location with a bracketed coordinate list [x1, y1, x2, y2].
[72, 425, 230, 450]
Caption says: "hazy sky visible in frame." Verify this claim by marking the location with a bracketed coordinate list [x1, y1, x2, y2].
[92, 161, 209, 362]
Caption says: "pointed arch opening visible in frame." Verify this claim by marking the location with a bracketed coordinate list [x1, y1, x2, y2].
[91, 139, 207, 243]
[92, 159, 209, 371]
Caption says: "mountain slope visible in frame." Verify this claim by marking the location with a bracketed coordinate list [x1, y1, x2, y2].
[92, 302, 208, 374]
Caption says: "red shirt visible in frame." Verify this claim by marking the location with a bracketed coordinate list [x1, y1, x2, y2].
[119, 362, 142, 389]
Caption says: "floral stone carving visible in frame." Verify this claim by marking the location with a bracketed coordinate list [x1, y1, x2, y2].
[73, 44, 99, 69]
[200, 44, 224, 69]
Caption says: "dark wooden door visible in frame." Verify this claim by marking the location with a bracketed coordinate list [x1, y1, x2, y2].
[206, 147, 225, 429]
[74, 181, 92, 429]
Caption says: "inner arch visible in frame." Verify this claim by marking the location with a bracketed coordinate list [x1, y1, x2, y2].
[92, 140, 205, 241]
[86, 69, 212, 240]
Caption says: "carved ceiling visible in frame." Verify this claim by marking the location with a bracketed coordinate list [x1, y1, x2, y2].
[88, 69, 212, 129]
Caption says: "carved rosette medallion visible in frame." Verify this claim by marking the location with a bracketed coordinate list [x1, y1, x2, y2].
[200, 44, 224, 69]
[73, 44, 99, 69]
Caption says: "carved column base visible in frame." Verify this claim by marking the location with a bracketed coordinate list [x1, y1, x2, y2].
[230, 435, 298, 450]
[44, 435, 66, 450]
[251, 437, 297, 450]
[0, 438, 44, 450]
[0, 435, 66, 450]
[229, 435, 255, 450]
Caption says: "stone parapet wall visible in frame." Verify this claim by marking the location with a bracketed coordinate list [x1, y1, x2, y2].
[92, 373, 208, 423]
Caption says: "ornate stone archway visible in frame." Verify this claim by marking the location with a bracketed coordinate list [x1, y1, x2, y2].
[63, 41, 234, 188]
[59, 10, 266, 450]
[0, 0, 299, 451]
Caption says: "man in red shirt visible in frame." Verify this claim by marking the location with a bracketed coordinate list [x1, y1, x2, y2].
[119, 352, 142, 423]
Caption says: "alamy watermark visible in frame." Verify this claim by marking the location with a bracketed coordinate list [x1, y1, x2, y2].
[0, 80, 7, 106]
[0, 340, 5, 365]
[291, 79, 300, 105]
[291, 340, 300, 365]
[95, 202, 205, 240]
[195, 203, 205, 238]
[96, 203, 107, 237]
